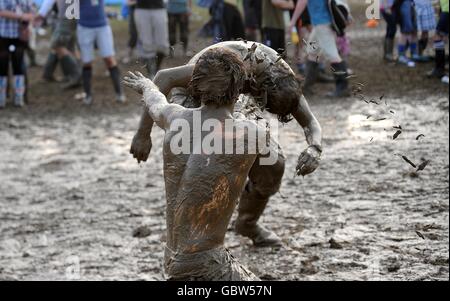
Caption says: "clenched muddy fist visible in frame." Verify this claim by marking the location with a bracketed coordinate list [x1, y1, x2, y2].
[296, 145, 322, 176]
[130, 132, 152, 163]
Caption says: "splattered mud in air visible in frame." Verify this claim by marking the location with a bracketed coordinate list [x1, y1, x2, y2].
[0, 3, 448, 280]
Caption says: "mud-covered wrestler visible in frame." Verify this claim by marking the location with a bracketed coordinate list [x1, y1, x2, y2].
[123, 48, 263, 280]
[129, 41, 323, 247]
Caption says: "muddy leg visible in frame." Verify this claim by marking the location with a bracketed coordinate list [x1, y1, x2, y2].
[235, 152, 285, 247]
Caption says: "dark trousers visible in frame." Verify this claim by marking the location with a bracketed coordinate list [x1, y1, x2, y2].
[382, 10, 398, 39]
[222, 3, 245, 41]
[262, 27, 286, 54]
[168, 13, 189, 49]
[243, 0, 262, 30]
[0, 37, 26, 76]
[128, 5, 138, 49]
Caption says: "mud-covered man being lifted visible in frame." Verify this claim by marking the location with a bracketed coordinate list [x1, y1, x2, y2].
[128, 41, 323, 247]
[124, 48, 266, 280]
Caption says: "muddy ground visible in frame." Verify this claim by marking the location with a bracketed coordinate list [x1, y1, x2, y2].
[0, 3, 448, 281]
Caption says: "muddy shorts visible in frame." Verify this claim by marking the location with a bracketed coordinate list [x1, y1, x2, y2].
[164, 246, 260, 281]
[50, 19, 77, 49]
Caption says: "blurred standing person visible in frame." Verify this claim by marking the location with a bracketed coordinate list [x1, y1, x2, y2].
[334, 0, 353, 75]
[122, 0, 138, 64]
[168, 0, 191, 56]
[0, 0, 34, 108]
[381, 0, 397, 62]
[394, 0, 418, 67]
[208, 0, 224, 43]
[427, 0, 449, 83]
[243, 0, 262, 42]
[262, 0, 295, 54]
[78, 0, 125, 105]
[290, 0, 351, 97]
[25, 1, 38, 67]
[134, 0, 169, 78]
[414, 0, 437, 58]
[289, 2, 333, 81]
[223, 0, 245, 41]
[289, 0, 309, 74]
[35, 0, 81, 87]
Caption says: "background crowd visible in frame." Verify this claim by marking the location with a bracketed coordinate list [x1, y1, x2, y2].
[0, 0, 448, 109]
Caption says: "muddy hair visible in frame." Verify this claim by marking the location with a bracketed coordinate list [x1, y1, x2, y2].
[263, 65, 303, 123]
[189, 48, 246, 107]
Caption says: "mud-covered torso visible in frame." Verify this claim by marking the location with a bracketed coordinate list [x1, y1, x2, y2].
[163, 108, 259, 254]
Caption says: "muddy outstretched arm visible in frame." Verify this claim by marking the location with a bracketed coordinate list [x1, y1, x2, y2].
[127, 65, 194, 163]
[123, 72, 184, 130]
[292, 95, 323, 176]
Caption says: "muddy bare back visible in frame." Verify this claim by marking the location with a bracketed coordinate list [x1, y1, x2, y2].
[163, 107, 263, 254]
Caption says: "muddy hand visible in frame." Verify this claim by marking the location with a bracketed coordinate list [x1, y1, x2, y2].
[130, 131, 152, 163]
[296, 145, 321, 176]
[122, 71, 155, 95]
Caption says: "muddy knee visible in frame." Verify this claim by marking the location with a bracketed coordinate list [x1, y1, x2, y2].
[248, 154, 285, 197]
[236, 156, 285, 246]
[237, 154, 285, 224]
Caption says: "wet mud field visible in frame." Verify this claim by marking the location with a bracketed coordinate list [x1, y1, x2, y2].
[0, 4, 448, 280]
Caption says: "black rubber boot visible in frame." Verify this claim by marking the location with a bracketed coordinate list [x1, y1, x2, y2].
[156, 52, 165, 71]
[82, 66, 93, 105]
[427, 48, 446, 79]
[235, 182, 282, 247]
[419, 38, 428, 56]
[144, 57, 158, 79]
[384, 38, 395, 62]
[317, 63, 334, 83]
[26, 48, 38, 68]
[60, 55, 81, 89]
[303, 60, 320, 95]
[0, 76, 7, 109]
[328, 61, 350, 98]
[109, 66, 126, 103]
[42, 53, 59, 81]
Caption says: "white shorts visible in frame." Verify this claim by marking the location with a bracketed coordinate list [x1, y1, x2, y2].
[134, 8, 169, 59]
[77, 25, 115, 63]
[307, 24, 341, 63]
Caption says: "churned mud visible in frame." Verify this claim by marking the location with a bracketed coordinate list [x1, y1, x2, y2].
[0, 3, 448, 280]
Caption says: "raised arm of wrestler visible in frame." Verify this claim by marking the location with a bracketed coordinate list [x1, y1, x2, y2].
[129, 65, 194, 163]
[123, 71, 186, 130]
